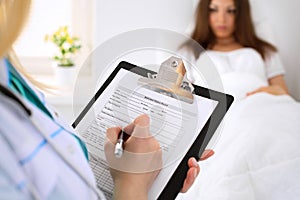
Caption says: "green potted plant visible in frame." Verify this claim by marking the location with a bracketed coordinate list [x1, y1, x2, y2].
[45, 26, 81, 85]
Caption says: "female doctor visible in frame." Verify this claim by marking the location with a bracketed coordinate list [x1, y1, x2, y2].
[0, 0, 213, 199]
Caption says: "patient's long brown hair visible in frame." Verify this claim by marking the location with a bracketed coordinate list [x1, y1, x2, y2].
[187, 0, 276, 60]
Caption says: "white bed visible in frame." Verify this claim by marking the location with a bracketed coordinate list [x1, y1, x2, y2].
[175, 71, 300, 200]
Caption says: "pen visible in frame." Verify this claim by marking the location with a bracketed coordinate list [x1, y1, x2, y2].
[114, 129, 129, 158]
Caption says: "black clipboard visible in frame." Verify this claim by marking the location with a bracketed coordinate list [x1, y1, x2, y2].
[72, 60, 234, 200]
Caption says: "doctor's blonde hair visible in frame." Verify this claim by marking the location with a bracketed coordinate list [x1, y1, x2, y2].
[0, 0, 49, 90]
[0, 0, 31, 58]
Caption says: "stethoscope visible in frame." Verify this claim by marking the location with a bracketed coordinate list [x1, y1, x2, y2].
[0, 84, 105, 200]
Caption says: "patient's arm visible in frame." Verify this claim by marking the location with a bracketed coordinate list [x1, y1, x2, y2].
[247, 75, 289, 96]
[268, 75, 289, 93]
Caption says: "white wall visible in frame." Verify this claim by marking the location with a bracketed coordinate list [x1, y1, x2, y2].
[93, 0, 300, 100]
[92, 0, 197, 68]
[94, 0, 196, 45]
[250, 0, 300, 101]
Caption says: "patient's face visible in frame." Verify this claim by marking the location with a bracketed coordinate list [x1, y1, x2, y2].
[209, 0, 236, 40]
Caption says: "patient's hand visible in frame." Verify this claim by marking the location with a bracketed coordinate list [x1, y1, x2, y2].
[247, 75, 289, 96]
[246, 85, 288, 96]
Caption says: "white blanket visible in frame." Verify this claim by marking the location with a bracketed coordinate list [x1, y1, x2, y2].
[177, 73, 300, 200]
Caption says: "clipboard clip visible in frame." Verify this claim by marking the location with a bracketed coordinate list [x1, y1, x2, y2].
[138, 56, 194, 104]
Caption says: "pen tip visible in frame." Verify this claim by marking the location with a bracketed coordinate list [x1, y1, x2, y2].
[114, 142, 123, 158]
[114, 149, 123, 158]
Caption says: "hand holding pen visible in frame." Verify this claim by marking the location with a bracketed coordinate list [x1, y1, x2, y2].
[105, 114, 162, 173]
[104, 114, 162, 199]
[104, 114, 214, 199]
[114, 128, 130, 158]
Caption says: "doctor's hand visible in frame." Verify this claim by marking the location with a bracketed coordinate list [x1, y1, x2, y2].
[104, 114, 214, 199]
[104, 114, 162, 200]
[180, 149, 214, 193]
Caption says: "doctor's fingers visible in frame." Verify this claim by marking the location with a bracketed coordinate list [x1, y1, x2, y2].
[200, 149, 215, 161]
[106, 126, 122, 145]
[181, 152, 214, 193]
[104, 115, 162, 173]
[125, 114, 161, 154]
[130, 114, 151, 138]
[104, 116, 136, 146]
[106, 114, 153, 142]
[180, 157, 200, 193]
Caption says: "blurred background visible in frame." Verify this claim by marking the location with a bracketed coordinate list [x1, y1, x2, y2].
[14, 0, 300, 123]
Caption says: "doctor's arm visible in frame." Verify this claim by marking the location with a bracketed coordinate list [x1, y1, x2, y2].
[0, 137, 32, 200]
[0, 166, 31, 200]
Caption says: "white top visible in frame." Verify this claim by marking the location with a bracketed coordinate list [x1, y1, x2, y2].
[180, 48, 285, 100]
[205, 48, 285, 80]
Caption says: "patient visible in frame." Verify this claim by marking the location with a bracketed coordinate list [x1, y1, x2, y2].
[177, 0, 300, 199]
[182, 0, 289, 99]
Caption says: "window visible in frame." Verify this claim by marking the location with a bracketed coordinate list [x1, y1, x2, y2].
[13, 0, 93, 75]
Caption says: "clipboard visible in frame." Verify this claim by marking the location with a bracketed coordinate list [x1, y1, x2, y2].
[72, 57, 234, 200]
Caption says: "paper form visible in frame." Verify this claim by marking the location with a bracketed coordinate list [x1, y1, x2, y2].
[75, 68, 218, 199]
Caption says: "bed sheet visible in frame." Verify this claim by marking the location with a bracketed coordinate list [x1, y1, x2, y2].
[177, 92, 300, 200]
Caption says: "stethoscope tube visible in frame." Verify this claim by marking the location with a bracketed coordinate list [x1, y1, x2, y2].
[0, 84, 31, 116]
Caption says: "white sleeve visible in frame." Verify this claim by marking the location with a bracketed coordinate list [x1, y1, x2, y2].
[265, 52, 285, 79]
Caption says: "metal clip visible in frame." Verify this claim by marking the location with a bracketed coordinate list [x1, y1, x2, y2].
[138, 56, 194, 104]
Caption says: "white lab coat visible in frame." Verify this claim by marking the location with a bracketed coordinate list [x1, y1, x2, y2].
[0, 59, 105, 199]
